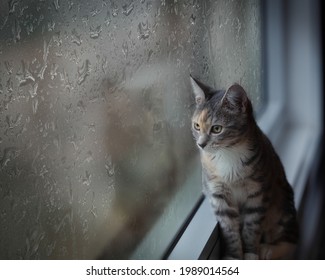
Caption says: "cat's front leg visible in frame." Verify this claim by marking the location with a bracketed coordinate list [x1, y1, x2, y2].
[209, 194, 243, 259]
[218, 215, 243, 259]
[205, 180, 243, 259]
[241, 204, 265, 260]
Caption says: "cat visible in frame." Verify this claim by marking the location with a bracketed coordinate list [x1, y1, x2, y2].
[190, 76, 299, 259]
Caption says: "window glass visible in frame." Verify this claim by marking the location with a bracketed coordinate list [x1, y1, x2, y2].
[0, 0, 261, 259]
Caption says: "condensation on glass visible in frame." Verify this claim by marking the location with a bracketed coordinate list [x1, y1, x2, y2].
[0, 0, 261, 259]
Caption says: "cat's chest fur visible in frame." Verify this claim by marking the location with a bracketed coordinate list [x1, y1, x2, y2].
[201, 144, 252, 205]
[201, 144, 251, 181]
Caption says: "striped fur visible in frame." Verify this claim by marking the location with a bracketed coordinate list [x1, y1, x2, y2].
[190, 77, 298, 259]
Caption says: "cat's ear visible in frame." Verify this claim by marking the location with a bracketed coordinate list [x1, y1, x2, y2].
[190, 76, 205, 105]
[190, 76, 214, 105]
[221, 83, 250, 113]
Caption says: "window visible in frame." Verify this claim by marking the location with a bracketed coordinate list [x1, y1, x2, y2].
[167, 0, 323, 259]
[1, 0, 262, 259]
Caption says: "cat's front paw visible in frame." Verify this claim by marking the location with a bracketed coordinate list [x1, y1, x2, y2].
[244, 253, 259, 260]
[222, 256, 240, 260]
[259, 244, 272, 260]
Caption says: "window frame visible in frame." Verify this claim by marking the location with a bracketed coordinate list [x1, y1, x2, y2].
[166, 0, 323, 260]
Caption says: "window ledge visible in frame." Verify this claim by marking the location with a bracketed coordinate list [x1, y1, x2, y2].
[167, 197, 215, 260]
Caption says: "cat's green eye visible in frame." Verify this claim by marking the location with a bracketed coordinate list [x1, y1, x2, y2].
[193, 122, 200, 131]
[211, 125, 223, 134]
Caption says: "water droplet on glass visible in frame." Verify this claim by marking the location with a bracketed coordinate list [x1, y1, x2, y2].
[12, 19, 21, 42]
[76, 99, 83, 108]
[82, 171, 91, 186]
[28, 83, 38, 98]
[89, 25, 102, 39]
[53, 136, 60, 150]
[4, 61, 13, 74]
[82, 15, 89, 26]
[105, 160, 115, 177]
[26, 23, 34, 35]
[18, 61, 36, 87]
[6, 78, 13, 93]
[0, 147, 20, 169]
[138, 20, 150, 40]
[190, 14, 196, 25]
[77, 60, 91, 85]
[6, 113, 22, 129]
[32, 98, 39, 114]
[112, 4, 119, 17]
[122, 41, 128, 58]
[8, 0, 19, 14]
[147, 49, 153, 62]
[38, 39, 51, 80]
[91, 9, 101, 17]
[84, 151, 93, 163]
[48, 20, 55, 31]
[122, 3, 134, 16]
[71, 29, 82, 45]
[50, 63, 59, 80]
[104, 11, 111, 26]
[53, 0, 60, 11]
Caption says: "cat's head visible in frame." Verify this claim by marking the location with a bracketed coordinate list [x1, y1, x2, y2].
[190, 76, 254, 153]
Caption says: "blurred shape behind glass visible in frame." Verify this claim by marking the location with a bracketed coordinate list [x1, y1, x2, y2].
[0, 0, 261, 259]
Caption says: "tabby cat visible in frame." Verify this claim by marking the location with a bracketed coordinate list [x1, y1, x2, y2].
[190, 76, 298, 259]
